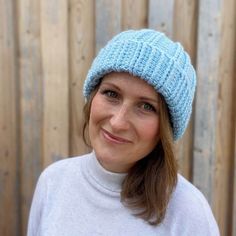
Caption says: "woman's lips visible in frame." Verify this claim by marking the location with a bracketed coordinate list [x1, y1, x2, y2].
[101, 129, 132, 144]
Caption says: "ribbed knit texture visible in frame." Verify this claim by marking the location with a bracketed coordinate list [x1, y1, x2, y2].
[83, 29, 196, 140]
[27, 152, 220, 236]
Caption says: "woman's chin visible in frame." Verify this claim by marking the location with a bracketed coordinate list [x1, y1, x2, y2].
[94, 149, 130, 173]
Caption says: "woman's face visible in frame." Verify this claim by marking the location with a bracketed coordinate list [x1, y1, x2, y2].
[89, 72, 160, 173]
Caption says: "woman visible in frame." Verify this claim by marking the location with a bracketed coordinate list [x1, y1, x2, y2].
[28, 29, 220, 235]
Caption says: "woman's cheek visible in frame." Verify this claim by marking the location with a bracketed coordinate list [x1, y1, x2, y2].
[138, 119, 160, 139]
[90, 95, 110, 121]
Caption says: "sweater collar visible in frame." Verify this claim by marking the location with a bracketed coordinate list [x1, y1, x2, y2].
[85, 151, 127, 192]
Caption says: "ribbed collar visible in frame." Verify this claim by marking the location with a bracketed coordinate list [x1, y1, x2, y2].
[84, 151, 127, 193]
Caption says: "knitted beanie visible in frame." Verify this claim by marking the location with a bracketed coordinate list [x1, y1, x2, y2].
[83, 29, 196, 140]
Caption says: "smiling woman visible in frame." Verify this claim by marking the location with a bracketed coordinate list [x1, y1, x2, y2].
[27, 29, 220, 236]
[89, 73, 160, 173]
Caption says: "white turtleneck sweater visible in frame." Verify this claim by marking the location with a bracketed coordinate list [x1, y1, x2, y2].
[27, 152, 220, 236]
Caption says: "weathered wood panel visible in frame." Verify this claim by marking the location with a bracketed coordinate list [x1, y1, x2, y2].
[95, 0, 122, 52]
[121, 0, 148, 30]
[41, 0, 69, 166]
[0, 1, 19, 235]
[215, 0, 236, 234]
[193, 0, 222, 201]
[231, 105, 236, 236]
[149, 0, 174, 37]
[233, 73, 236, 236]
[233, 33, 236, 236]
[69, 0, 95, 156]
[17, 0, 43, 234]
[193, 0, 236, 235]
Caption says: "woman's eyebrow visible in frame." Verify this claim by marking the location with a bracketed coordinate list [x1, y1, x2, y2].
[100, 82, 121, 91]
[139, 96, 159, 104]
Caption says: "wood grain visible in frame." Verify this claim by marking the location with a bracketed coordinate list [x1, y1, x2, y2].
[121, 0, 148, 30]
[17, 0, 43, 234]
[232, 56, 236, 236]
[0, 1, 19, 235]
[69, 0, 95, 156]
[233, 32, 236, 236]
[233, 64, 236, 236]
[41, 0, 69, 166]
[95, 0, 122, 53]
[193, 0, 222, 201]
[148, 0, 174, 37]
[193, 0, 236, 235]
[215, 0, 236, 233]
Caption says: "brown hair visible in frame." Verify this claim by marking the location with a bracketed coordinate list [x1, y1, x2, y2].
[82, 84, 178, 225]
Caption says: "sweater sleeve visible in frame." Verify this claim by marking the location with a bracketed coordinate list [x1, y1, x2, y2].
[27, 170, 48, 236]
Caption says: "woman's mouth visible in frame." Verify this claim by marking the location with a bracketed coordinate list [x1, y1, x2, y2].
[101, 128, 132, 144]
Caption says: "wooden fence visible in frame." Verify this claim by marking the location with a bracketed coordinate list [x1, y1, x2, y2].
[0, 0, 235, 235]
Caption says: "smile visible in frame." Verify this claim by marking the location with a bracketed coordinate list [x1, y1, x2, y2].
[101, 128, 132, 144]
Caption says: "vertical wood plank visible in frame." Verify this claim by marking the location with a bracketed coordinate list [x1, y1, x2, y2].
[69, 0, 95, 156]
[173, 0, 198, 180]
[229, 2, 236, 236]
[0, 1, 19, 235]
[121, 0, 148, 30]
[17, 0, 43, 234]
[233, 63, 236, 236]
[148, 0, 174, 37]
[41, 0, 69, 166]
[233, 14, 236, 234]
[193, 0, 222, 201]
[215, 0, 236, 234]
[193, 0, 236, 235]
[95, 0, 122, 53]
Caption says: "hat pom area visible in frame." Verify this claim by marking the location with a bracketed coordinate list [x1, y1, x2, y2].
[83, 29, 196, 140]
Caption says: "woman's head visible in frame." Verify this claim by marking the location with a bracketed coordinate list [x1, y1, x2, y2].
[84, 29, 196, 141]
[83, 71, 174, 171]
[87, 72, 160, 173]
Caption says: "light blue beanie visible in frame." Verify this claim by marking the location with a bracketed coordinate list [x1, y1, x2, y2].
[83, 29, 196, 140]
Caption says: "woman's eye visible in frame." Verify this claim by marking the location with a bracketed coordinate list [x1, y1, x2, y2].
[141, 103, 156, 112]
[102, 90, 118, 99]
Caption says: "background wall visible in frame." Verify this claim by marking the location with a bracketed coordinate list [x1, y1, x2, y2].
[0, 0, 236, 235]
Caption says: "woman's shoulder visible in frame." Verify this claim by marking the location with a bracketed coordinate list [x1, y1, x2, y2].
[174, 174, 208, 203]
[164, 174, 220, 235]
[38, 152, 91, 183]
[172, 174, 215, 216]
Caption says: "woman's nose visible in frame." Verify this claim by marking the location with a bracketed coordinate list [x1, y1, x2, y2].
[110, 105, 130, 131]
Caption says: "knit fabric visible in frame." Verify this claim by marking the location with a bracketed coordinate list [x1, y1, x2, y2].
[27, 152, 220, 236]
[83, 29, 196, 140]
